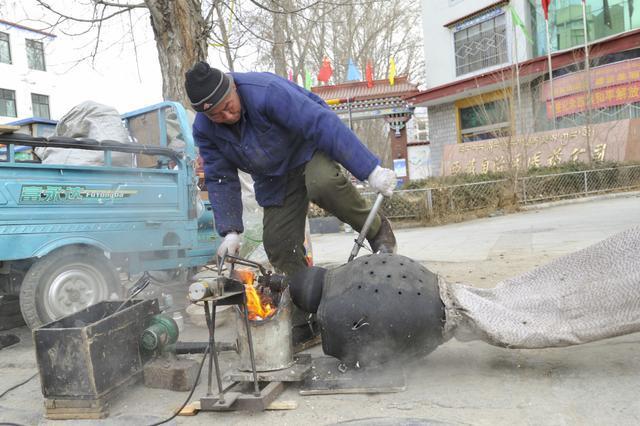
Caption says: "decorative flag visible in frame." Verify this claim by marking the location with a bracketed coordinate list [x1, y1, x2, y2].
[317, 57, 333, 83]
[287, 69, 293, 81]
[508, 5, 534, 44]
[304, 70, 312, 90]
[388, 57, 396, 86]
[366, 60, 374, 88]
[541, 0, 551, 20]
[346, 58, 361, 81]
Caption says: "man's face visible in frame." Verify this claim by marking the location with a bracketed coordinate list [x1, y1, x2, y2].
[203, 86, 242, 125]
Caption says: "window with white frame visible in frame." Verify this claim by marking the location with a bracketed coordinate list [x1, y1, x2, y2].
[0, 89, 17, 117]
[453, 10, 508, 76]
[415, 119, 429, 142]
[0, 32, 11, 64]
[31, 93, 50, 119]
[26, 39, 46, 71]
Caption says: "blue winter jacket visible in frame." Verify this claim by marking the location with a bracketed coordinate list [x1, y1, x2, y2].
[193, 72, 380, 236]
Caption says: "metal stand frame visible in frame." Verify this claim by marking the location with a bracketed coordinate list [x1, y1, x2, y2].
[197, 285, 286, 412]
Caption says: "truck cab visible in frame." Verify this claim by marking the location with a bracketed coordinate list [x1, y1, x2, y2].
[0, 101, 219, 328]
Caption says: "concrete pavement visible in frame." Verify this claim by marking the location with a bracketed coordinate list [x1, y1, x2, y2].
[314, 193, 640, 265]
[1, 194, 640, 425]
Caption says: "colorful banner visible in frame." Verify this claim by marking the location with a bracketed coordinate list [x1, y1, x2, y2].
[389, 57, 396, 86]
[542, 57, 640, 99]
[508, 5, 533, 44]
[547, 80, 640, 118]
[542, 58, 640, 118]
[541, 0, 551, 20]
[366, 61, 374, 88]
[317, 57, 333, 83]
[347, 58, 361, 81]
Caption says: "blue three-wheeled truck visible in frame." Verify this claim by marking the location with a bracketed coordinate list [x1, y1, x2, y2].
[0, 102, 220, 328]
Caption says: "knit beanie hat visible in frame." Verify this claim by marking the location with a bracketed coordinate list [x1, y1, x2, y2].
[184, 61, 233, 112]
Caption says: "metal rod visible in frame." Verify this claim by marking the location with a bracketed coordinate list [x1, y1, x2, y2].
[426, 188, 433, 215]
[242, 301, 261, 396]
[210, 302, 225, 403]
[0, 133, 183, 161]
[349, 193, 384, 262]
[511, 18, 524, 136]
[545, 18, 557, 129]
[584, 170, 588, 195]
[224, 254, 268, 275]
[203, 301, 214, 396]
[581, 0, 593, 162]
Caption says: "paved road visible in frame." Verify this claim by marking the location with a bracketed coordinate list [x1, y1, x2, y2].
[312, 193, 640, 266]
[1, 194, 639, 425]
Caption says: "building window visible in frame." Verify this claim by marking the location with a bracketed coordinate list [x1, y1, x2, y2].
[531, 0, 640, 56]
[454, 11, 508, 76]
[31, 93, 50, 119]
[26, 39, 46, 71]
[0, 32, 11, 64]
[415, 120, 429, 142]
[0, 89, 17, 117]
[457, 93, 511, 143]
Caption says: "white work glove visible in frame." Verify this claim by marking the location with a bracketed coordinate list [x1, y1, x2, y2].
[367, 165, 396, 197]
[217, 232, 241, 259]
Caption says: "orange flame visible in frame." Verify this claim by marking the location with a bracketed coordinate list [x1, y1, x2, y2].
[234, 269, 276, 321]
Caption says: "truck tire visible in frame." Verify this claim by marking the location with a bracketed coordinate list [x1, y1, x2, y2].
[19, 247, 121, 329]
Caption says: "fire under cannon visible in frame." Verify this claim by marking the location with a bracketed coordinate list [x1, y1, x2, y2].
[287, 227, 640, 368]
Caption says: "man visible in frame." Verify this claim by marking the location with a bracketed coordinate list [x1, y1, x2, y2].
[184, 62, 397, 277]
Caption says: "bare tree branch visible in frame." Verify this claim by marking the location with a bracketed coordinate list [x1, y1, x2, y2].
[93, 0, 146, 7]
[35, 0, 141, 23]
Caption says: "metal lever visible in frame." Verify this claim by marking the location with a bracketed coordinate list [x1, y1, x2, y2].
[348, 192, 384, 262]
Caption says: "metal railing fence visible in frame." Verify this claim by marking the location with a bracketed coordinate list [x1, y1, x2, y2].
[518, 165, 640, 204]
[308, 165, 640, 222]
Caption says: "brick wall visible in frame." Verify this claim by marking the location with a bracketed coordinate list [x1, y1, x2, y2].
[426, 102, 457, 176]
[514, 83, 536, 136]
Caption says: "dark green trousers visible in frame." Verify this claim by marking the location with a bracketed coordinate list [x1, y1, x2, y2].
[263, 151, 381, 276]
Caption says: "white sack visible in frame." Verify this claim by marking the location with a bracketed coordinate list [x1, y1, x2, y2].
[36, 100, 132, 166]
[440, 226, 640, 348]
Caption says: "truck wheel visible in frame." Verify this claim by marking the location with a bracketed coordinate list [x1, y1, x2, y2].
[19, 247, 121, 329]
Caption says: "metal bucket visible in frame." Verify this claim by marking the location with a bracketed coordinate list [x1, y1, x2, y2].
[235, 288, 294, 372]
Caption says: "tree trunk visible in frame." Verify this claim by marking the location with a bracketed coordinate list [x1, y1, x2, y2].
[271, 0, 287, 77]
[145, 0, 208, 107]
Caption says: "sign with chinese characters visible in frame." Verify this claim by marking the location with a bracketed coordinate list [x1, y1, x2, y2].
[453, 7, 503, 32]
[441, 119, 640, 176]
[19, 185, 138, 204]
[542, 58, 640, 118]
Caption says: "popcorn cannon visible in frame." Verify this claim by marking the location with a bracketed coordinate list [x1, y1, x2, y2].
[287, 227, 640, 369]
[287, 253, 446, 368]
[187, 255, 311, 411]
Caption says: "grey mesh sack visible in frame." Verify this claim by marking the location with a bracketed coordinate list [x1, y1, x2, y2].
[439, 226, 640, 348]
[36, 101, 132, 166]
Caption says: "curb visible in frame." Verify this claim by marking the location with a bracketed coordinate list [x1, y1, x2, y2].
[520, 190, 640, 211]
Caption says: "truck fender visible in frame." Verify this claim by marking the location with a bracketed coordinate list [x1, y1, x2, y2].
[33, 237, 111, 259]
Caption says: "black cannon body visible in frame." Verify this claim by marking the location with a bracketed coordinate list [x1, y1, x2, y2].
[290, 254, 446, 367]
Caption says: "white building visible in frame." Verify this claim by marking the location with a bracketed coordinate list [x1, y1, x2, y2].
[0, 18, 57, 123]
[415, 0, 640, 176]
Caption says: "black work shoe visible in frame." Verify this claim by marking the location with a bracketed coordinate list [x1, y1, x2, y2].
[367, 214, 397, 254]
